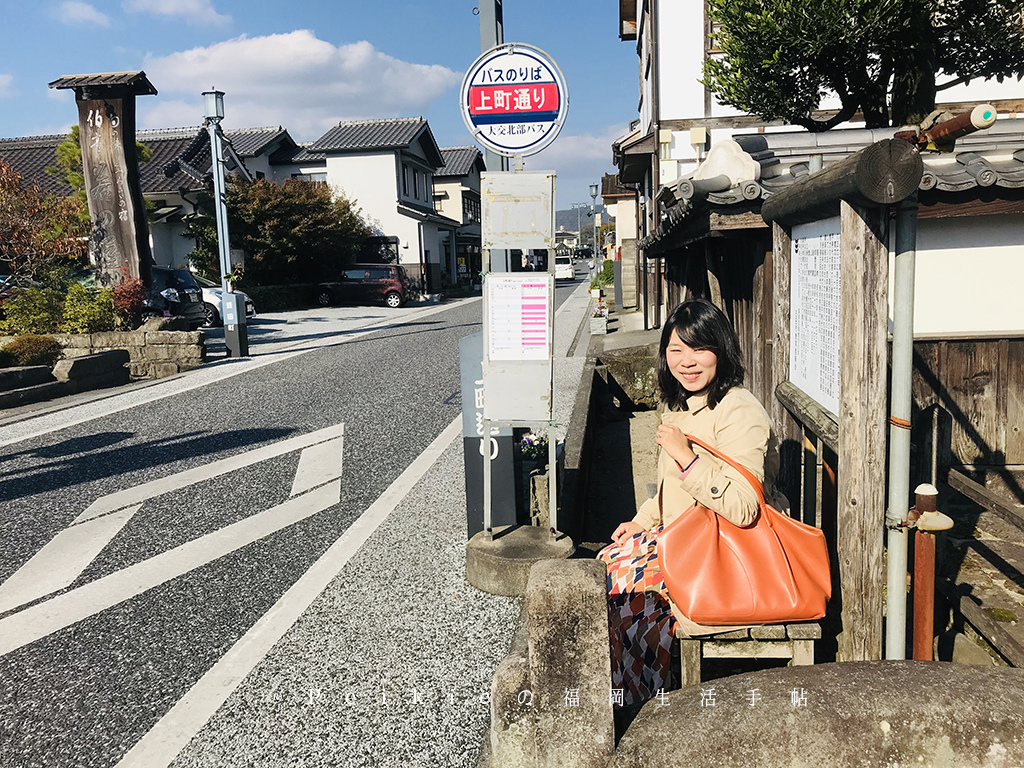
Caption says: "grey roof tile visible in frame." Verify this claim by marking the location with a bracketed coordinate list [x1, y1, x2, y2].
[437, 146, 483, 177]
[310, 117, 443, 167]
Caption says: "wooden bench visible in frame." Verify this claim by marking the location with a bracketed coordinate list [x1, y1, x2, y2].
[674, 622, 821, 686]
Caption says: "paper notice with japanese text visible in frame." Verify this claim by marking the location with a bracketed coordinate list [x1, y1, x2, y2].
[486, 274, 551, 361]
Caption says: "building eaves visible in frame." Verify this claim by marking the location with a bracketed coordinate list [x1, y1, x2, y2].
[310, 117, 427, 153]
[48, 70, 157, 96]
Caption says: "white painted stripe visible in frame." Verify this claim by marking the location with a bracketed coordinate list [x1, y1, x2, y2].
[75, 423, 344, 523]
[0, 504, 142, 614]
[0, 480, 341, 657]
[112, 416, 462, 768]
[0, 299, 476, 448]
[289, 437, 344, 497]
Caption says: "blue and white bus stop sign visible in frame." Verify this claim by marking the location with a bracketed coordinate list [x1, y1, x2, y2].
[460, 43, 569, 158]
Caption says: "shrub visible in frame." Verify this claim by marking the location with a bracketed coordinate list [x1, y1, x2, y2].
[0, 287, 64, 334]
[590, 260, 614, 290]
[1, 334, 62, 367]
[0, 349, 15, 368]
[111, 277, 145, 327]
[59, 283, 118, 333]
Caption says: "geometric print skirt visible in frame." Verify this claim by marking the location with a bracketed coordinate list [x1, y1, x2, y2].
[596, 525, 677, 707]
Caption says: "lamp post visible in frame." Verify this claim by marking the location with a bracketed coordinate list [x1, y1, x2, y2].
[570, 202, 588, 253]
[203, 88, 247, 356]
[589, 183, 599, 265]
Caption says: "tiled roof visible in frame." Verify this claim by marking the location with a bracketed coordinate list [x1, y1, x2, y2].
[48, 71, 157, 96]
[310, 117, 443, 167]
[0, 126, 295, 198]
[437, 146, 484, 177]
[642, 117, 1024, 252]
[279, 144, 327, 164]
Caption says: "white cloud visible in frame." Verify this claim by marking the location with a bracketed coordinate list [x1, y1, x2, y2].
[58, 1, 110, 26]
[525, 125, 622, 203]
[0, 74, 14, 99]
[122, 0, 230, 26]
[139, 31, 461, 140]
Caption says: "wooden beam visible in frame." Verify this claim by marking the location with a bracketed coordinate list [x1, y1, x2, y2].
[770, 222, 801, 503]
[946, 468, 1024, 533]
[776, 381, 840, 452]
[939, 580, 1024, 668]
[709, 211, 769, 231]
[836, 201, 888, 662]
[762, 140, 923, 227]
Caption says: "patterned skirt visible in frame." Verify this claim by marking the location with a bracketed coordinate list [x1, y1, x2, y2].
[596, 526, 677, 707]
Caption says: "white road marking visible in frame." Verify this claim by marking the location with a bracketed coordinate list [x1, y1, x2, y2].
[0, 505, 141, 615]
[75, 423, 344, 523]
[112, 416, 462, 768]
[0, 480, 341, 657]
[289, 437, 343, 497]
[0, 423, 344, 619]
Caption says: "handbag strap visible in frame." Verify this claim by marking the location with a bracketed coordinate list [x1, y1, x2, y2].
[684, 434, 767, 509]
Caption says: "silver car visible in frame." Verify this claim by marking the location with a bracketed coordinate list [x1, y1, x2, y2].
[193, 274, 256, 327]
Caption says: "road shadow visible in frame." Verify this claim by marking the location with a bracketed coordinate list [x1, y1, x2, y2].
[0, 427, 294, 503]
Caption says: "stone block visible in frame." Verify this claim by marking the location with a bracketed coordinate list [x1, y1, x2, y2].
[52, 349, 129, 382]
[177, 356, 203, 372]
[140, 316, 189, 331]
[0, 365, 56, 391]
[598, 340, 660, 410]
[89, 331, 131, 348]
[526, 559, 615, 768]
[611, 662, 1024, 768]
[145, 330, 201, 345]
[152, 362, 180, 378]
[143, 344, 180, 361]
[62, 348, 92, 359]
[58, 333, 93, 348]
[128, 363, 151, 379]
[466, 526, 574, 597]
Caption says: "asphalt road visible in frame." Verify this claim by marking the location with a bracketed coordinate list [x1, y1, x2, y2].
[0, 274, 585, 768]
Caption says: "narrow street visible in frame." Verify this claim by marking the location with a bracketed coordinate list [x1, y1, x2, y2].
[0, 276, 587, 768]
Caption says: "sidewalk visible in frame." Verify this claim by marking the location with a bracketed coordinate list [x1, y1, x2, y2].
[115, 280, 598, 768]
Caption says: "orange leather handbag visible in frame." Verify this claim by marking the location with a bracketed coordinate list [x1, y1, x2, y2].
[656, 435, 832, 625]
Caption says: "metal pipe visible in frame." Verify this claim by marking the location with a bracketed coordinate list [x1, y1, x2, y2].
[885, 198, 918, 660]
[206, 120, 232, 295]
[911, 488, 938, 661]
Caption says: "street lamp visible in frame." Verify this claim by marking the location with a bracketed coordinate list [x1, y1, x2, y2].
[203, 88, 247, 356]
[589, 183, 599, 264]
[570, 202, 589, 253]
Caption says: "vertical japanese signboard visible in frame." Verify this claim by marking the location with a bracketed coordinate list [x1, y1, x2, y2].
[790, 217, 842, 415]
[460, 43, 568, 158]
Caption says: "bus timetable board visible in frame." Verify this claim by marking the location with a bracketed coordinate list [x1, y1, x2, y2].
[790, 216, 842, 416]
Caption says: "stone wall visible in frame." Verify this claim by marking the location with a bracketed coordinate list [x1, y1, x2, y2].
[0, 320, 205, 380]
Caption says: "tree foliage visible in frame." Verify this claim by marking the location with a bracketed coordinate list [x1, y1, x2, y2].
[703, 0, 1024, 131]
[0, 159, 88, 285]
[183, 178, 373, 286]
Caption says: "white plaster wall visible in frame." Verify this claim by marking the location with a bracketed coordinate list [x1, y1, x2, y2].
[327, 152, 402, 237]
[435, 180, 463, 224]
[657, 0, 707, 121]
[889, 214, 1024, 337]
[271, 161, 328, 181]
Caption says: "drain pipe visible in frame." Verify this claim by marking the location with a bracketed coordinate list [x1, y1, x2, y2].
[885, 197, 918, 660]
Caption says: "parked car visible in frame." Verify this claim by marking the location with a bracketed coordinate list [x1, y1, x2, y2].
[554, 256, 575, 281]
[193, 274, 256, 327]
[316, 264, 412, 309]
[144, 267, 207, 330]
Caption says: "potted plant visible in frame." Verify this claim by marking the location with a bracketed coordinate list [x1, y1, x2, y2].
[590, 300, 608, 335]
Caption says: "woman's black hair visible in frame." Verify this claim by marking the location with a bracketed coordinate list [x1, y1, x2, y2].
[657, 297, 745, 411]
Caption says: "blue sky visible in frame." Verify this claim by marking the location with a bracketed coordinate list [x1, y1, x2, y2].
[0, 0, 639, 207]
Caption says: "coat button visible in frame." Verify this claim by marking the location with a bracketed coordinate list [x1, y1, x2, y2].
[710, 486, 719, 494]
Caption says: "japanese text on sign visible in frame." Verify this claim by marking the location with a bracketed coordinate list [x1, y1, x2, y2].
[487, 275, 551, 361]
[790, 217, 841, 415]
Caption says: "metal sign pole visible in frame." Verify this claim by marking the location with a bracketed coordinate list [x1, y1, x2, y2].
[483, 418, 493, 540]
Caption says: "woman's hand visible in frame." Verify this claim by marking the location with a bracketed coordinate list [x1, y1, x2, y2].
[655, 424, 696, 469]
[611, 521, 645, 545]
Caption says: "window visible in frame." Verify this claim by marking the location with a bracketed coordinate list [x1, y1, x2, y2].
[402, 165, 410, 196]
[463, 194, 481, 224]
[291, 172, 327, 183]
[413, 169, 420, 200]
[255, 171, 266, 179]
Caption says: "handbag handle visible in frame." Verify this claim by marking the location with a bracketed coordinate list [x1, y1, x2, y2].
[683, 434, 768, 510]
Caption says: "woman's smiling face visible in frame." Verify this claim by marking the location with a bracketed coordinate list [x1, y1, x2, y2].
[665, 329, 718, 394]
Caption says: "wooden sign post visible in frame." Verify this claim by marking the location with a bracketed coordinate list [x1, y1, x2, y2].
[762, 139, 923, 662]
[49, 71, 157, 288]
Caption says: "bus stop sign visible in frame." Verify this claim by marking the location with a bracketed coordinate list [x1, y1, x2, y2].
[460, 43, 568, 158]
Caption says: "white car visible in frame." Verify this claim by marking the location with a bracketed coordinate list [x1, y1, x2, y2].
[554, 256, 575, 281]
[193, 274, 256, 327]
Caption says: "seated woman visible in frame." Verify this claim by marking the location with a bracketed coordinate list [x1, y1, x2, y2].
[597, 297, 784, 706]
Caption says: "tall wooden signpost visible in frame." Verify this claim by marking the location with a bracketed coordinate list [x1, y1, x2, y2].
[49, 71, 157, 288]
[762, 139, 923, 662]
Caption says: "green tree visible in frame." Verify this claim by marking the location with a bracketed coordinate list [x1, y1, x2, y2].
[0, 159, 87, 285]
[703, 0, 1024, 131]
[183, 178, 373, 286]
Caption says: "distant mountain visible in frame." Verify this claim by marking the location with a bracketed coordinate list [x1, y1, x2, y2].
[554, 205, 607, 233]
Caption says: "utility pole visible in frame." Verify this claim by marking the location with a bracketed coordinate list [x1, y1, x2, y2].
[479, 0, 510, 272]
